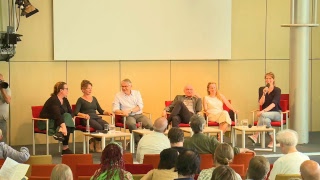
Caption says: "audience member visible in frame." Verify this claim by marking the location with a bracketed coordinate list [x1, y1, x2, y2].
[39, 81, 75, 155]
[211, 165, 238, 180]
[136, 117, 170, 163]
[141, 148, 179, 180]
[183, 115, 253, 155]
[198, 143, 241, 180]
[300, 160, 320, 180]
[249, 72, 282, 148]
[175, 149, 200, 180]
[268, 129, 309, 180]
[163, 85, 202, 127]
[203, 82, 238, 140]
[0, 73, 11, 143]
[50, 164, 73, 180]
[74, 80, 112, 152]
[0, 129, 30, 163]
[113, 79, 153, 144]
[168, 127, 186, 153]
[91, 142, 133, 180]
[246, 156, 270, 180]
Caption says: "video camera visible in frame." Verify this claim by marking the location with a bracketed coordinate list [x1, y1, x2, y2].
[0, 80, 9, 89]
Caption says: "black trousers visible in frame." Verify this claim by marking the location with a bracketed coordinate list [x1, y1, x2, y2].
[168, 101, 193, 127]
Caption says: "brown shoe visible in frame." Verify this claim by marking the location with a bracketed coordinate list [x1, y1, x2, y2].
[95, 141, 102, 153]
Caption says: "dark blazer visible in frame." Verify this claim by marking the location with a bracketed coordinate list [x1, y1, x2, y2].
[40, 95, 72, 127]
[166, 95, 202, 114]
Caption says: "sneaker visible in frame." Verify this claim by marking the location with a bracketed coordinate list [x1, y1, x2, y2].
[61, 148, 73, 155]
[248, 135, 257, 144]
[53, 132, 65, 141]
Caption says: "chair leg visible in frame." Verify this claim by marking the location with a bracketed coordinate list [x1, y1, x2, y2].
[32, 122, 35, 155]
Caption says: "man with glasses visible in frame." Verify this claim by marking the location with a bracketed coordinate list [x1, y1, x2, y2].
[112, 79, 153, 144]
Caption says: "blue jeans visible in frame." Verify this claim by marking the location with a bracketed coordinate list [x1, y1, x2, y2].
[258, 111, 281, 134]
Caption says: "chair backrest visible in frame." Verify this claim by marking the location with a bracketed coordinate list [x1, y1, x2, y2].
[31, 164, 56, 176]
[231, 152, 254, 173]
[78, 177, 91, 180]
[275, 174, 301, 180]
[25, 155, 53, 177]
[165, 101, 172, 107]
[62, 154, 93, 178]
[222, 100, 232, 111]
[266, 164, 273, 180]
[229, 164, 245, 178]
[123, 153, 133, 164]
[0, 159, 5, 165]
[143, 154, 160, 169]
[76, 164, 100, 177]
[28, 177, 51, 180]
[125, 164, 154, 174]
[199, 154, 214, 170]
[31, 106, 44, 129]
[280, 94, 289, 109]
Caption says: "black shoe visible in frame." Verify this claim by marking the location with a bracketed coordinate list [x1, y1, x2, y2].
[53, 132, 65, 141]
[61, 148, 73, 155]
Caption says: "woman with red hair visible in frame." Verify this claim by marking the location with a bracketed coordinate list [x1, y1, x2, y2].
[91, 142, 133, 180]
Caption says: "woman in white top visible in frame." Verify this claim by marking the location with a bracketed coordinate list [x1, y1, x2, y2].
[203, 82, 238, 139]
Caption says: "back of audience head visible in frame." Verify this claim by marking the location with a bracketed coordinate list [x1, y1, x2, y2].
[153, 117, 168, 133]
[158, 148, 179, 170]
[300, 160, 320, 180]
[168, 127, 184, 145]
[214, 143, 234, 166]
[176, 149, 200, 177]
[50, 164, 73, 180]
[190, 115, 205, 134]
[247, 156, 270, 180]
[276, 129, 298, 147]
[211, 165, 238, 180]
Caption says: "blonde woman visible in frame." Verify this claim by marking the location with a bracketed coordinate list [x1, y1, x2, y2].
[203, 82, 238, 139]
[50, 164, 73, 180]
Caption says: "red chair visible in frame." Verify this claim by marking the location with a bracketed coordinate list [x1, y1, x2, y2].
[125, 164, 154, 174]
[30, 164, 56, 176]
[0, 159, 5, 165]
[28, 177, 50, 180]
[266, 164, 273, 180]
[143, 154, 160, 169]
[230, 152, 255, 173]
[164, 101, 190, 127]
[71, 105, 113, 133]
[205, 100, 237, 128]
[252, 94, 290, 131]
[229, 164, 245, 178]
[123, 153, 133, 164]
[199, 154, 214, 170]
[76, 164, 100, 179]
[62, 154, 93, 179]
[114, 112, 151, 131]
[32, 106, 75, 155]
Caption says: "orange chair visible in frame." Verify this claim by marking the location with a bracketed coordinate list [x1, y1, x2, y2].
[123, 153, 133, 164]
[125, 164, 154, 174]
[230, 152, 254, 173]
[229, 164, 245, 178]
[30, 164, 56, 176]
[31, 106, 75, 155]
[62, 154, 93, 179]
[0, 159, 5, 165]
[143, 154, 160, 169]
[199, 154, 214, 170]
[28, 177, 50, 180]
[76, 164, 100, 178]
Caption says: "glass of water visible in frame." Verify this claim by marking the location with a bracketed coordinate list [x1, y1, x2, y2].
[241, 119, 248, 127]
[109, 124, 116, 133]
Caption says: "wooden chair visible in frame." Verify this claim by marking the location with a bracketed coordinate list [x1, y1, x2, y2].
[76, 164, 100, 179]
[142, 154, 160, 169]
[25, 155, 53, 177]
[123, 153, 133, 164]
[275, 174, 301, 180]
[199, 154, 214, 170]
[125, 164, 154, 174]
[30, 164, 56, 176]
[62, 154, 93, 179]
[31, 106, 75, 155]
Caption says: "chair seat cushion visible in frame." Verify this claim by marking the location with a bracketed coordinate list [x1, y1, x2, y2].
[253, 120, 286, 126]
[208, 121, 219, 126]
[178, 123, 190, 127]
[34, 128, 47, 134]
[75, 125, 95, 132]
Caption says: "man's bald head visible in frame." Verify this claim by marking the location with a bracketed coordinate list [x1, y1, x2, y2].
[300, 160, 320, 180]
[184, 84, 194, 97]
[153, 117, 168, 133]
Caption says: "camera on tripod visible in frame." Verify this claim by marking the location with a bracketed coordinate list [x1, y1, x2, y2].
[0, 80, 9, 89]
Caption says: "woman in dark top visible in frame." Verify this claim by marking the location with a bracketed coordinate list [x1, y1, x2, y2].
[248, 72, 281, 148]
[74, 80, 112, 152]
[40, 81, 74, 155]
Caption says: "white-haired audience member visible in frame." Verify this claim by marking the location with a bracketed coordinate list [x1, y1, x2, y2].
[50, 164, 73, 180]
[246, 156, 270, 180]
[268, 129, 309, 180]
[136, 117, 170, 164]
[0, 129, 30, 163]
[300, 160, 320, 180]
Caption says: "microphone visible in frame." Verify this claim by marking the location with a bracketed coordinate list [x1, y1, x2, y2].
[265, 83, 270, 88]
